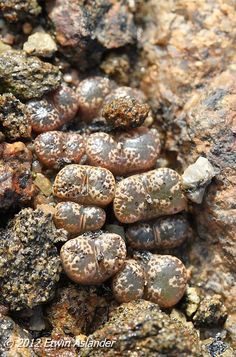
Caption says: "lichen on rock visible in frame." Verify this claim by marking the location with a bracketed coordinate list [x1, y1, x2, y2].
[80, 300, 202, 357]
[0, 93, 32, 140]
[0, 50, 61, 100]
[0, 208, 64, 310]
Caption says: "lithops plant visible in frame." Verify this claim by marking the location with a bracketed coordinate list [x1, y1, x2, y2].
[60, 232, 126, 284]
[126, 213, 192, 250]
[34, 131, 85, 169]
[114, 168, 187, 224]
[86, 127, 161, 176]
[54, 201, 106, 235]
[27, 84, 78, 132]
[76, 76, 116, 122]
[112, 259, 145, 303]
[143, 254, 188, 308]
[53, 164, 115, 206]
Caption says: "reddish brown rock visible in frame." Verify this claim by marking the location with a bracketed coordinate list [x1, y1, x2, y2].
[47, 0, 136, 69]
[0, 0, 41, 22]
[95, 2, 136, 49]
[177, 68, 236, 347]
[179, 68, 236, 269]
[0, 93, 31, 141]
[0, 142, 35, 208]
[138, 0, 236, 110]
[33, 329, 77, 357]
[46, 284, 116, 335]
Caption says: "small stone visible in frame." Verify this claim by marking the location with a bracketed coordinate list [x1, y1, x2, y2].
[202, 334, 235, 357]
[225, 313, 236, 350]
[112, 259, 145, 303]
[53, 164, 115, 207]
[193, 295, 228, 327]
[37, 203, 55, 216]
[0, 0, 41, 22]
[182, 286, 201, 318]
[0, 50, 61, 100]
[46, 0, 102, 69]
[142, 253, 188, 308]
[60, 232, 126, 285]
[95, 2, 136, 49]
[46, 0, 136, 69]
[100, 53, 131, 85]
[0, 141, 35, 209]
[22, 22, 33, 35]
[0, 93, 31, 140]
[182, 156, 216, 204]
[23, 32, 57, 58]
[0, 40, 11, 53]
[34, 173, 52, 196]
[54, 201, 106, 235]
[114, 168, 187, 224]
[0, 305, 9, 316]
[0, 208, 63, 310]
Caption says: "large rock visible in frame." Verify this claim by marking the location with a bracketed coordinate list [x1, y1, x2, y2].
[138, 0, 236, 110]
[178, 67, 236, 348]
[80, 300, 202, 356]
[179, 68, 236, 268]
[0, 208, 64, 310]
[47, 0, 136, 70]
[0, 50, 61, 100]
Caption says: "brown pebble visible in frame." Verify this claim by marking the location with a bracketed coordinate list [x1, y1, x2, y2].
[60, 232, 126, 284]
[34, 131, 85, 169]
[53, 164, 115, 206]
[86, 127, 160, 176]
[54, 201, 106, 235]
[104, 86, 146, 104]
[112, 259, 145, 303]
[102, 96, 149, 129]
[114, 168, 187, 224]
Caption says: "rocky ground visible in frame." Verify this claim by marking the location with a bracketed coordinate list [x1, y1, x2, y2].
[0, 0, 235, 356]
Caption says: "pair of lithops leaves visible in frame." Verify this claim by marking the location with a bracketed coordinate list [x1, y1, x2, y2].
[60, 231, 188, 308]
